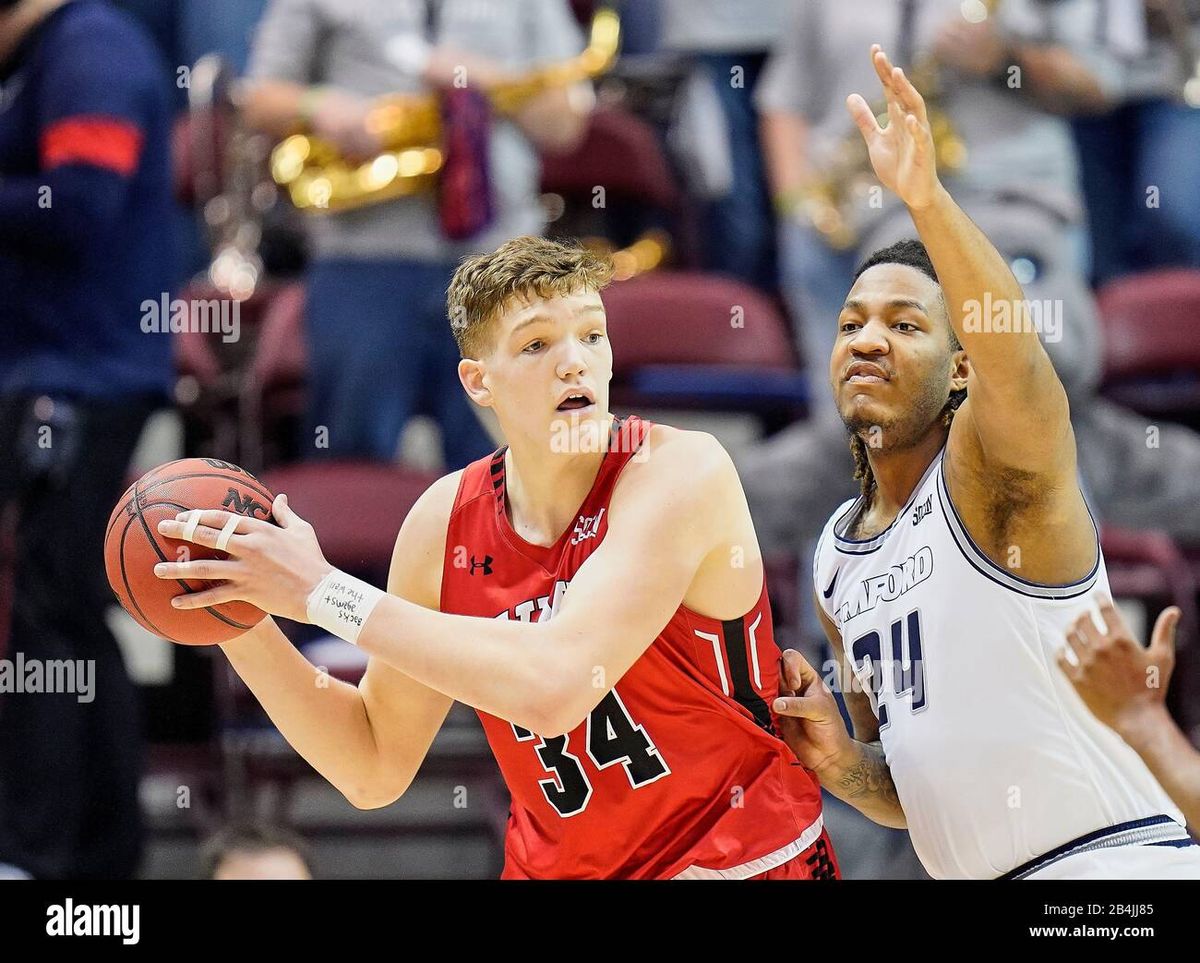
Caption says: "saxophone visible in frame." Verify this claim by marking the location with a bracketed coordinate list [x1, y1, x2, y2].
[271, 8, 621, 213]
[794, 2, 998, 251]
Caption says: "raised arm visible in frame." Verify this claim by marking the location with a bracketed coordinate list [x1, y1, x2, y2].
[774, 600, 906, 829]
[156, 430, 751, 739]
[852, 45, 1073, 480]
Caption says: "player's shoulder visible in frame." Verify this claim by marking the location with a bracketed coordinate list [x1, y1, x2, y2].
[386, 469, 466, 601]
[615, 422, 739, 509]
[639, 423, 734, 476]
[402, 469, 467, 535]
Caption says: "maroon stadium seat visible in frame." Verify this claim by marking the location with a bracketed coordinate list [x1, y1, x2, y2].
[1096, 269, 1200, 422]
[539, 107, 696, 267]
[260, 460, 439, 581]
[216, 462, 510, 846]
[604, 271, 796, 367]
[173, 279, 282, 465]
[540, 107, 681, 212]
[1101, 526, 1197, 646]
[600, 271, 806, 421]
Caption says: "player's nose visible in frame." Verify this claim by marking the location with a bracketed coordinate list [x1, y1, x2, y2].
[848, 317, 890, 355]
[555, 339, 588, 379]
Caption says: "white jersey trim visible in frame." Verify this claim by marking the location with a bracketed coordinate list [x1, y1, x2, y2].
[831, 448, 945, 555]
[1004, 814, 1192, 879]
[670, 813, 824, 880]
[935, 459, 1102, 600]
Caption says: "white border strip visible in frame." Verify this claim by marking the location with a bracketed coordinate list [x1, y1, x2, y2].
[671, 814, 825, 880]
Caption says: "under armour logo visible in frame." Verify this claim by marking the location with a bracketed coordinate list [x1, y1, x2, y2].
[570, 507, 605, 545]
[469, 555, 493, 576]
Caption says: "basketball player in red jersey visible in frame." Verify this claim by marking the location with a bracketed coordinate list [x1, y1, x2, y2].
[151, 235, 835, 880]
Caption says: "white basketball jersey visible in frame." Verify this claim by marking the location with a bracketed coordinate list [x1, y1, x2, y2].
[813, 445, 1186, 879]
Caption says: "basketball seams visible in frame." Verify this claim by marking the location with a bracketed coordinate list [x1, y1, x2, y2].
[136, 498, 256, 631]
[106, 460, 272, 644]
[137, 471, 275, 507]
[118, 512, 180, 643]
[105, 484, 136, 545]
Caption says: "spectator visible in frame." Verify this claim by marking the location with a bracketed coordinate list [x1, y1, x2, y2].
[0, 0, 173, 879]
[660, 0, 785, 292]
[201, 822, 314, 879]
[242, 0, 593, 469]
[1072, 0, 1200, 285]
[759, 0, 1119, 427]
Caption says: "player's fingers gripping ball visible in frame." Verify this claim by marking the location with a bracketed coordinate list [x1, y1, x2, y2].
[104, 458, 276, 645]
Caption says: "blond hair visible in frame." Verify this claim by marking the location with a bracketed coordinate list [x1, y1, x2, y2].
[446, 235, 615, 358]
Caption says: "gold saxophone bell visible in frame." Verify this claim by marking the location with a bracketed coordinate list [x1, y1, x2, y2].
[583, 229, 672, 282]
[271, 8, 621, 213]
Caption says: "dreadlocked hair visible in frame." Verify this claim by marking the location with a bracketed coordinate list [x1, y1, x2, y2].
[849, 387, 967, 497]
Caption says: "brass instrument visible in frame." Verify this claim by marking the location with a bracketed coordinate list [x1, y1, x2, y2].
[582, 229, 672, 282]
[189, 55, 277, 301]
[796, 2, 997, 251]
[271, 8, 621, 213]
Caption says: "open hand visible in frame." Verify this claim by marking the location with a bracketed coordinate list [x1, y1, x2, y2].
[1058, 597, 1179, 737]
[153, 493, 332, 625]
[847, 45, 942, 210]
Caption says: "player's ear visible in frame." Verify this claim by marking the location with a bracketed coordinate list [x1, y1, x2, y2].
[950, 349, 969, 394]
[459, 357, 493, 408]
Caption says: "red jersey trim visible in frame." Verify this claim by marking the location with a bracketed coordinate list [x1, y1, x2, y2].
[41, 116, 144, 176]
[440, 460, 501, 609]
[469, 417, 652, 576]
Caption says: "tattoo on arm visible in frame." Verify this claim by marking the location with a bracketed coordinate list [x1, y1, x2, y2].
[838, 740, 901, 811]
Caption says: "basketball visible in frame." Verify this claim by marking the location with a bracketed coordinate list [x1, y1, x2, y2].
[104, 457, 277, 645]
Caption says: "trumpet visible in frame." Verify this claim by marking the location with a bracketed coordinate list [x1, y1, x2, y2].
[271, 8, 621, 213]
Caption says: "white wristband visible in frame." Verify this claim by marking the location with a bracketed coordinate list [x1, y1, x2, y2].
[306, 569, 386, 645]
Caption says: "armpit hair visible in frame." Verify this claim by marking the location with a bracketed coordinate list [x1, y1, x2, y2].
[983, 464, 1045, 547]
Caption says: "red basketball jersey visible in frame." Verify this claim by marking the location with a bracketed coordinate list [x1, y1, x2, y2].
[440, 416, 826, 879]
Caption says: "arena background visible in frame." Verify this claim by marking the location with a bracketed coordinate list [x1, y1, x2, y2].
[1, 0, 1198, 880]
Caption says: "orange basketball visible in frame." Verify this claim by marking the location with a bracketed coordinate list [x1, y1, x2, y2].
[104, 458, 276, 645]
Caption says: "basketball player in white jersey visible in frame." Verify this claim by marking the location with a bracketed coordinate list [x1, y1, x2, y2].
[772, 45, 1200, 879]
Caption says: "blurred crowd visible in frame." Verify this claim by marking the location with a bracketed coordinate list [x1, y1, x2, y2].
[1, 0, 1198, 879]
